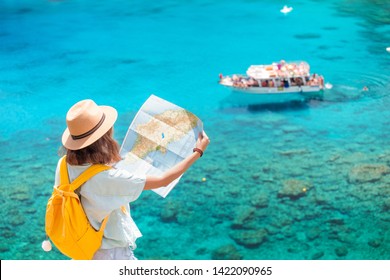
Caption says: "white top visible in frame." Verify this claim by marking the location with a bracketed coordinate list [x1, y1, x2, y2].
[54, 159, 146, 250]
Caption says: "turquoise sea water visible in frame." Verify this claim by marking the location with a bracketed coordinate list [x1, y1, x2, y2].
[0, 0, 389, 260]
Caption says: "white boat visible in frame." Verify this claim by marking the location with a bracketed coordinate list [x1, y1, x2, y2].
[219, 60, 325, 104]
[280, 5, 293, 15]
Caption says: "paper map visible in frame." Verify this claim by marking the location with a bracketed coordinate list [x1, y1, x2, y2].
[116, 94, 203, 197]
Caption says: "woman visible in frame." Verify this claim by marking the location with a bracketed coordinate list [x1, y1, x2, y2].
[57, 99, 210, 260]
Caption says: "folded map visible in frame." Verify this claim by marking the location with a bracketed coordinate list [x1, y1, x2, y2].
[116, 94, 203, 197]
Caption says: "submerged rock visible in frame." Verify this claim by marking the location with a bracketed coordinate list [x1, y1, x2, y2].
[229, 229, 267, 248]
[378, 152, 390, 164]
[383, 199, 390, 211]
[294, 33, 322, 39]
[348, 164, 390, 183]
[211, 244, 243, 260]
[231, 206, 256, 229]
[380, 213, 390, 222]
[249, 193, 269, 208]
[335, 246, 348, 257]
[278, 179, 312, 200]
[1, 229, 16, 239]
[11, 192, 30, 202]
[10, 215, 25, 226]
[281, 125, 305, 134]
[368, 239, 382, 248]
[160, 201, 179, 222]
[311, 251, 324, 260]
[0, 245, 9, 253]
[327, 218, 345, 226]
[306, 227, 321, 241]
[278, 149, 309, 156]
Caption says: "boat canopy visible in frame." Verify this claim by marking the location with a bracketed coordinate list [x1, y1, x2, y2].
[246, 61, 311, 80]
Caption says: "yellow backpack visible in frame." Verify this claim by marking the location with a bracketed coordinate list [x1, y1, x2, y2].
[45, 156, 110, 260]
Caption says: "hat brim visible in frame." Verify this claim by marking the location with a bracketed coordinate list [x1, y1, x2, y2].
[62, 105, 118, 150]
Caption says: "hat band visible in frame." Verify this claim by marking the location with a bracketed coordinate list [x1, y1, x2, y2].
[71, 113, 106, 140]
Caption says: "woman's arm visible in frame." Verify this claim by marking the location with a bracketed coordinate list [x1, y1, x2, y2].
[144, 131, 210, 190]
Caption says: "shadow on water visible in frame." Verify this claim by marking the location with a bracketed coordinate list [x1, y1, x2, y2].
[218, 90, 326, 113]
[247, 100, 309, 112]
[218, 97, 311, 114]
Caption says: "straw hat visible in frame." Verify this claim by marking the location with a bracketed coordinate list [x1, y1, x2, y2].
[62, 99, 118, 150]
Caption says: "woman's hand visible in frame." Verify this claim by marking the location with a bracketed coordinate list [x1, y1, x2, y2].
[196, 131, 210, 153]
[144, 131, 210, 190]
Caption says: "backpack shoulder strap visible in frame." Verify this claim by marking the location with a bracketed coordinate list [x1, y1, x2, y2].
[72, 164, 112, 232]
[59, 156, 111, 191]
[72, 165, 112, 232]
[60, 156, 70, 185]
[71, 164, 111, 192]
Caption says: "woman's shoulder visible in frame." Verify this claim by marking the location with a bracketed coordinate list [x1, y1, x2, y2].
[92, 166, 145, 185]
[103, 167, 135, 179]
[81, 166, 146, 197]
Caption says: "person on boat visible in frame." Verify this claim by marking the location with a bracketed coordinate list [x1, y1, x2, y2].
[222, 76, 233, 85]
[247, 77, 258, 87]
[290, 78, 297, 86]
[232, 75, 240, 87]
[310, 73, 319, 86]
[240, 79, 248, 88]
[283, 80, 289, 88]
[232, 76, 248, 88]
[277, 60, 286, 70]
[318, 75, 325, 88]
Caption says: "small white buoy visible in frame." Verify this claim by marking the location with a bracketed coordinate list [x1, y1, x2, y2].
[386, 47, 390, 53]
[325, 83, 333, 89]
[281, 5, 293, 14]
[42, 240, 52, 252]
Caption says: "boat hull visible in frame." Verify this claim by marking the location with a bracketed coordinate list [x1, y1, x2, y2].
[220, 85, 323, 106]
[228, 85, 321, 94]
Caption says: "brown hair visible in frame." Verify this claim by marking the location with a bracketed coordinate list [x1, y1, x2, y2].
[65, 128, 121, 165]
